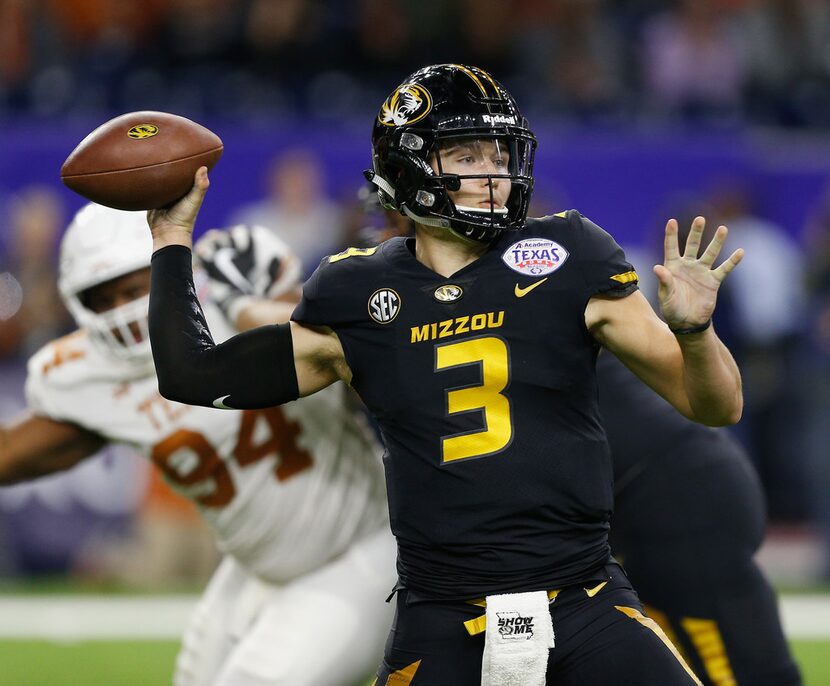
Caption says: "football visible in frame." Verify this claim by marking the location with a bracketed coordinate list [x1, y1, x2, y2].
[61, 111, 223, 211]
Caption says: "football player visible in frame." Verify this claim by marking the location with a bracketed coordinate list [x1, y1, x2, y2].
[0, 205, 396, 686]
[145, 64, 744, 685]
[346, 192, 802, 686]
[600, 352, 802, 686]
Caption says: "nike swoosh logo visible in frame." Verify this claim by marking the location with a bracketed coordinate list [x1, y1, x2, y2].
[584, 581, 608, 598]
[514, 277, 548, 298]
[213, 394, 233, 409]
[213, 248, 254, 294]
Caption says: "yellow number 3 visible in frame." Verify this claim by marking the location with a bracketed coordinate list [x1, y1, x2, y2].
[436, 336, 513, 462]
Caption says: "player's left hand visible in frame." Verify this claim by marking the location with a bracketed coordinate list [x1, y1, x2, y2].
[654, 216, 744, 331]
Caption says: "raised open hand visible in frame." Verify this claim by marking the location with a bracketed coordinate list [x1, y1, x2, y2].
[653, 216, 744, 331]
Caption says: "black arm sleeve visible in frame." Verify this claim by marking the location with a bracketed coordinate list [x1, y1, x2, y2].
[149, 245, 299, 409]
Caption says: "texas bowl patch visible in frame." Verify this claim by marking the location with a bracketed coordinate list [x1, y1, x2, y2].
[502, 238, 569, 276]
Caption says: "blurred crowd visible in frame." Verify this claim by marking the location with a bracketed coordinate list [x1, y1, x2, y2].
[1, 0, 830, 128]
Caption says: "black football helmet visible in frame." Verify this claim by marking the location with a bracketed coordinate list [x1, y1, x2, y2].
[366, 64, 537, 243]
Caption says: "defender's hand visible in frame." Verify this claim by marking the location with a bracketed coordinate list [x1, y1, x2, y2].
[194, 224, 302, 321]
[147, 166, 209, 250]
[196, 226, 259, 300]
[654, 216, 744, 331]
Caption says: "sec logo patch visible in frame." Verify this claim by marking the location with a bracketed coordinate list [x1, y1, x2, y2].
[368, 288, 401, 323]
[502, 238, 569, 276]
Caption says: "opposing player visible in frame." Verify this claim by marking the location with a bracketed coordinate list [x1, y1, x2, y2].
[146, 64, 743, 685]
[0, 204, 396, 686]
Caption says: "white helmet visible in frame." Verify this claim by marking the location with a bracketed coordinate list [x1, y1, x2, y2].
[58, 203, 153, 366]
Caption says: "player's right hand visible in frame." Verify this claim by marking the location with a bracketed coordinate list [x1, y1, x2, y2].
[147, 166, 209, 250]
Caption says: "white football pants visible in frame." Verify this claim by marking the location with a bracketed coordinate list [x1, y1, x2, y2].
[174, 527, 397, 686]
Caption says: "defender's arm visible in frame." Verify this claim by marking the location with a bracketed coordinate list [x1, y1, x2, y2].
[0, 413, 104, 485]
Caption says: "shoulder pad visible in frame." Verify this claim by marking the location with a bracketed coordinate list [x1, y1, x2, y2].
[524, 210, 577, 231]
[325, 246, 380, 265]
[26, 330, 139, 388]
[27, 331, 92, 387]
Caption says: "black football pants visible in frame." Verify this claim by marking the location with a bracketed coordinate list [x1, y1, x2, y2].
[374, 563, 702, 686]
[611, 434, 802, 686]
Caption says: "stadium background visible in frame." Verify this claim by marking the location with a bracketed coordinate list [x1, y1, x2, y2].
[0, 0, 829, 684]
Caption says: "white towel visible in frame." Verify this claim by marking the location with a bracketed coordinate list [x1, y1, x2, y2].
[481, 590, 555, 686]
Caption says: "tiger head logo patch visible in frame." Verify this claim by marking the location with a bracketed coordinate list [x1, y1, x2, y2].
[378, 84, 433, 127]
[127, 124, 159, 139]
[434, 284, 463, 303]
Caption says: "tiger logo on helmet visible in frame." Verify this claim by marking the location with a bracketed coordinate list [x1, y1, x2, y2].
[378, 84, 433, 127]
[367, 64, 537, 244]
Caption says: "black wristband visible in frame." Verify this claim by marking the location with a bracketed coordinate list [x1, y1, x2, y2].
[669, 319, 712, 335]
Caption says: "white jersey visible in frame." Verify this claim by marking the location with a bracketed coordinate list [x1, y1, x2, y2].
[25, 316, 388, 584]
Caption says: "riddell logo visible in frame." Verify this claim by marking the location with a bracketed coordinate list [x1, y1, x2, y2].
[497, 612, 534, 640]
[482, 114, 516, 126]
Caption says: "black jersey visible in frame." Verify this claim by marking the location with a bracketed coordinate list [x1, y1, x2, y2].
[293, 210, 638, 598]
[597, 353, 712, 494]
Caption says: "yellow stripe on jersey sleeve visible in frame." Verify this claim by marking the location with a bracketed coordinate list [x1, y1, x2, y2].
[610, 270, 638, 284]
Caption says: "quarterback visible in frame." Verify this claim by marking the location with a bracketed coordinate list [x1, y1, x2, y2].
[347, 191, 801, 686]
[0, 205, 396, 686]
[146, 65, 744, 685]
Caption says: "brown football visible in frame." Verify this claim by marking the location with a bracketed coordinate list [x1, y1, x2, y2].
[61, 111, 223, 211]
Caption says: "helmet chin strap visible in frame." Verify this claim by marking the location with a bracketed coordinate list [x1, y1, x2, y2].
[370, 170, 506, 243]
[402, 204, 499, 245]
[402, 204, 450, 229]
[364, 170, 397, 203]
